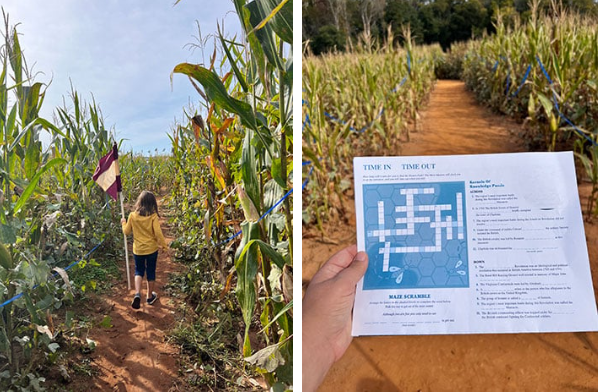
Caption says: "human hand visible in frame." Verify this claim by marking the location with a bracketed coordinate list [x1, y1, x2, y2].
[302, 245, 368, 391]
[121, 218, 126, 224]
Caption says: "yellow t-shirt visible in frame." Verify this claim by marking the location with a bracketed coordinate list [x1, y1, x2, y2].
[121, 212, 167, 255]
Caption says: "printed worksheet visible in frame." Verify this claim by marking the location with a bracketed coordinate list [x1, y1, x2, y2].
[353, 152, 598, 336]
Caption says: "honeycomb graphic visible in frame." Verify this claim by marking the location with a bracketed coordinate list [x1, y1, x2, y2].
[362, 182, 469, 290]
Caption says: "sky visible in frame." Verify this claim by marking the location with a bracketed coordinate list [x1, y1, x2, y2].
[1, 0, 243, 154]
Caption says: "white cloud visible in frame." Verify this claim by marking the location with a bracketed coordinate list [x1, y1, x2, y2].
[0, 0, 243, 153]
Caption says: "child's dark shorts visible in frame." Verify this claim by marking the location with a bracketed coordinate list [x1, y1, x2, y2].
[134, 251, 158, 281]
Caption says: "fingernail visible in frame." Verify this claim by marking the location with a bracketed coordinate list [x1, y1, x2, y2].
[355, 251, 368, 262]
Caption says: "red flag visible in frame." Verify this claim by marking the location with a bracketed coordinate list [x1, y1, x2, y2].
[93, 143, 122, 200]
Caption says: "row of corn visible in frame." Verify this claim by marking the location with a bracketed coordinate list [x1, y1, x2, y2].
[461, 6, 598, 215]
[302, 31, 441, 230]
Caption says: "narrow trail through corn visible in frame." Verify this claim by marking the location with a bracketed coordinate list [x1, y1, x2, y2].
[304, 80, 598, 392]
[79, 197, 183, 392]
[404, 80, 523, 156]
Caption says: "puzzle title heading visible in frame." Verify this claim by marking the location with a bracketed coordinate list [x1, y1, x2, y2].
[362, 163, 437, 170]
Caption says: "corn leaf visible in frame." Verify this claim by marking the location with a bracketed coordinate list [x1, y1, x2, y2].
[9, 117, 45, 152]
[272, 300, 291, 336]
[219, 29, 249, 92]
[244, 343, 285, 372]
[8, 27, 23, 97]
[244, 0, 283, 70]
[13, 158, 67, 214]
[252, 0, 292, 44]
[259, 299, 292, 333]
[234, 222, 261, 356]
[240, 129, 261, 212]
[271, 157, 285, 188]
[238, 185, 260, 222]
[0, 242, 12, 270]
[172, 63, 258, 130]
[236, 1, 267, 83]
[24, 139, 39, 180]
[21, 82, 44, 124]
[537, 92, 553, 116]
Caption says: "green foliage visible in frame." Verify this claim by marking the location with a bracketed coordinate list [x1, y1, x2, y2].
[310, 25, 346, 55]
[120, 152, 173, 203]
[461, 6, 598, 216]
[169, 0, 292, 388]
[166, 248, 250, 389]
[302, 0, 598, 52]
[0, 11, 121, 389]
[70, 257, 120, 294]
[172, 64, 260, 129]
[574, 140, 598, 217]
[302, 32, 439, 229]
[434, 41, 467, 79]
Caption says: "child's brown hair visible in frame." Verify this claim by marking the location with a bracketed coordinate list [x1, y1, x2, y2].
[134, 190, 160, 217]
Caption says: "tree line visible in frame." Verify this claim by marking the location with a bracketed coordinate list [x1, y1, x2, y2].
[302, 0, 598, 54]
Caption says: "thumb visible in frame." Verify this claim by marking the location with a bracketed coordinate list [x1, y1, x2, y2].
[337, 251, 368, 286]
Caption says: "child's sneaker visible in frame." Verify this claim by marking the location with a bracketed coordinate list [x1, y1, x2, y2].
[147, 292, 158, 305]
[131, 294, 141, 309]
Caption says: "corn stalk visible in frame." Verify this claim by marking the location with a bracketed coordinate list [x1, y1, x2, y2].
[169, 0, 292, 387]
[461, 4, 598, 216]
[302, 34, 439, 229]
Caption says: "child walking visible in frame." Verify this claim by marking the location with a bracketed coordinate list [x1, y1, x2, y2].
[121, 190, 167, 309]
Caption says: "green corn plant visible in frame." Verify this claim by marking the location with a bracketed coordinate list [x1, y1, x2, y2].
[0, 12, 122, 389]
[120, 151, 172, 202]
[574, 139, 598, 219]
[0, 13, 67, 387]
[51, 87, 114, 201]
[461, 3, 598, 216]
[169, 0, 292, 388]
[302, 33, 439, 230]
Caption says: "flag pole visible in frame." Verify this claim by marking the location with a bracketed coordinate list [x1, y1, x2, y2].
[112, 143, 131, 290]
[119, 191, 131, 290]
[93, 142, 130, 290]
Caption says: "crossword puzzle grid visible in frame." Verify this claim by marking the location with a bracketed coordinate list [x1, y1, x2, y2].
[362, 182, 469, 290]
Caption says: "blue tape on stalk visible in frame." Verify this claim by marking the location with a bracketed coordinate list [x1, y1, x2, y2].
[536, 55, 553, 85]
[0, 239, 105, 309]
[357, 108, 385, 133]
[512, 65, 532, 97]
[63, 241, 104, 272]
[303, 113, 311, 130]
[535, 55, 597, 146]
[492, 60, 499, 73]
[391, 77, 408, 93]
[324, 112, 352, 129]
[215, 229, 242, 246]
[259, 188, 293, 223]
[0, 292, 24, 309]
[306, 55, 411, 135]
[558, 112, 598, 146]
[535, 55, 560, 110]
[215, 176, 298, 247]
[302, 166, 315, 190]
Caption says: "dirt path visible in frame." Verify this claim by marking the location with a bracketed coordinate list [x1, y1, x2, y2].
[76, 199, 185, 391]
[303, 80, 598, 391]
